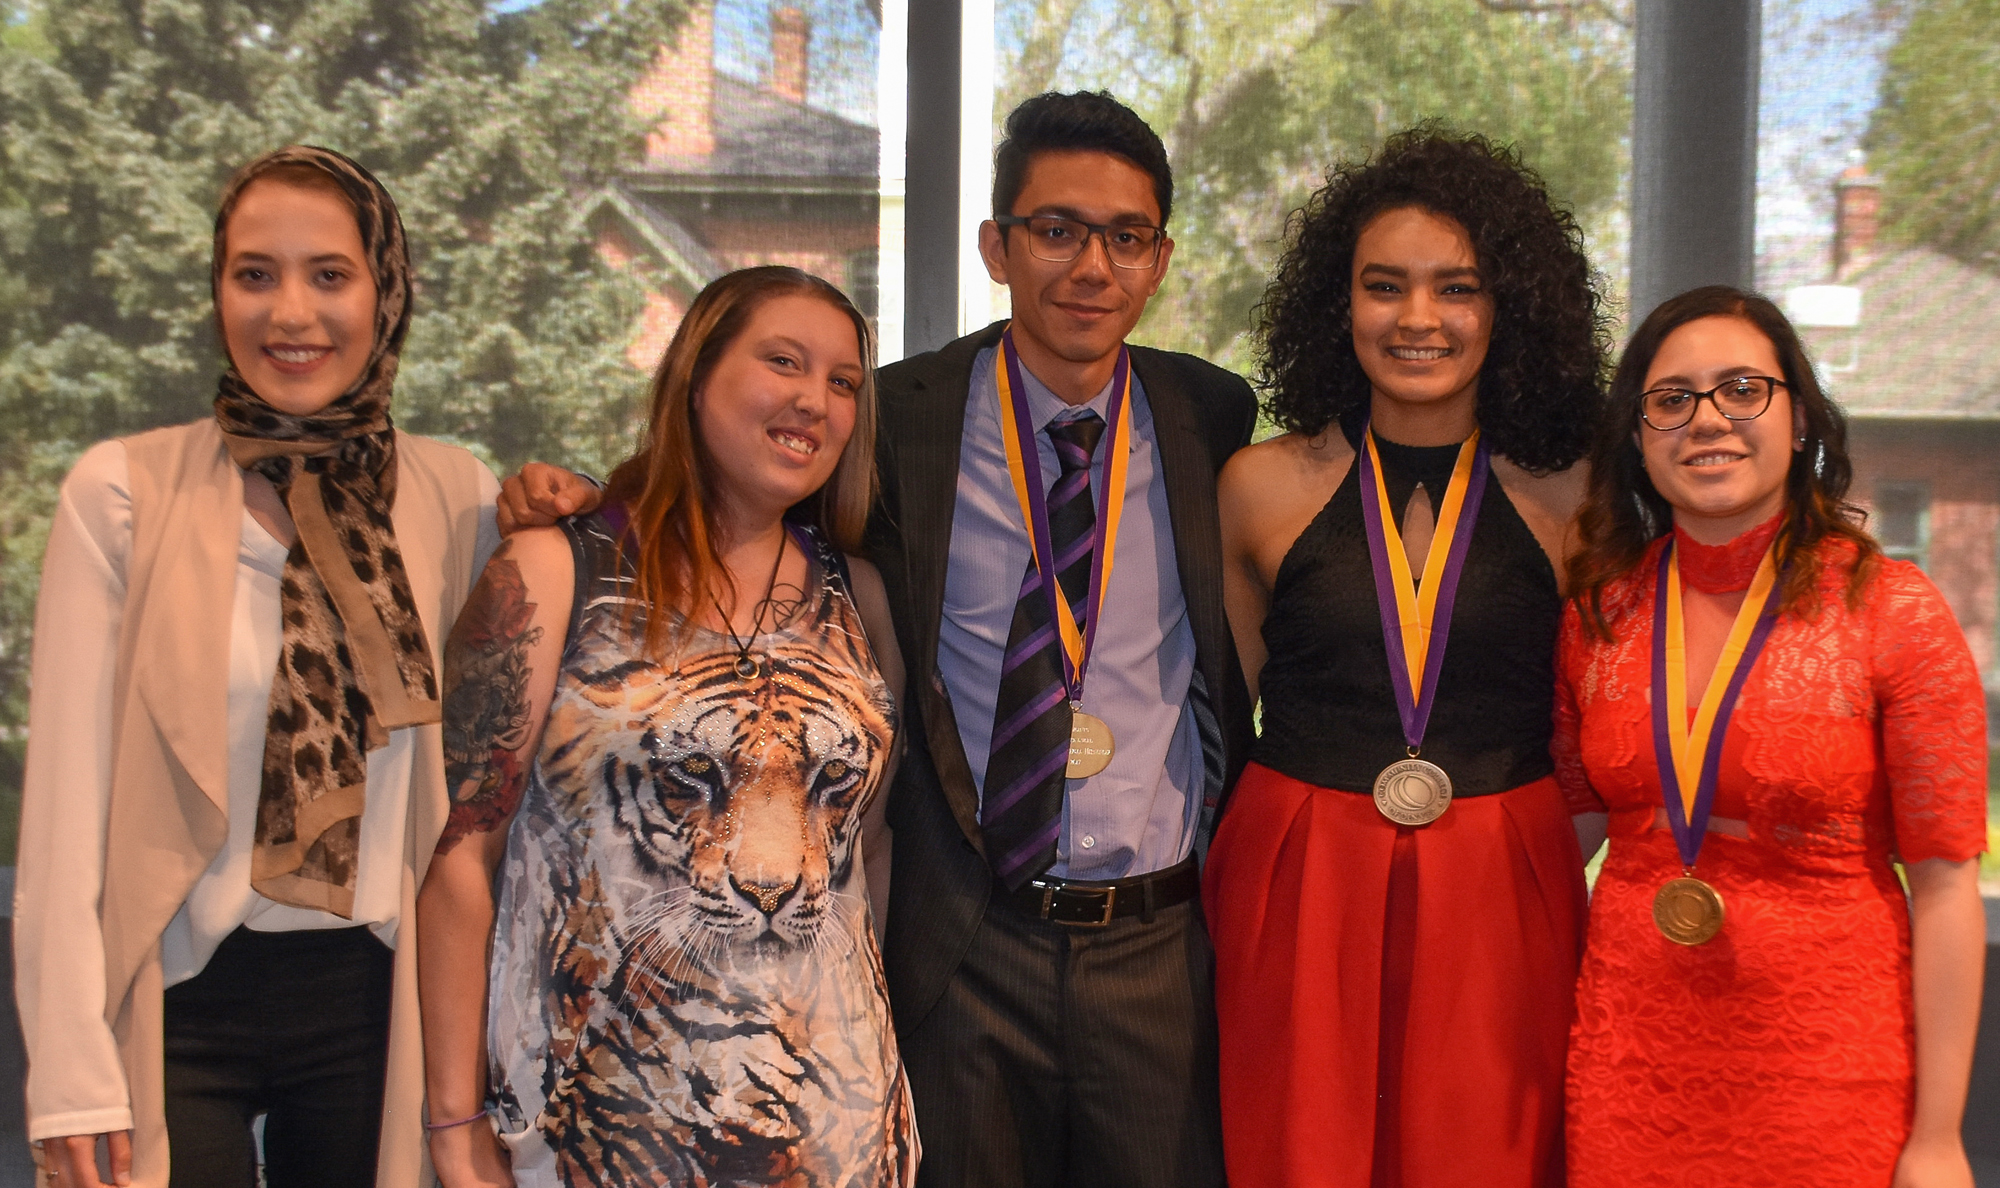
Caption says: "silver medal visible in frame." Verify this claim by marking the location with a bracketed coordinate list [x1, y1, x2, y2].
[1372, 758, 1453, 826]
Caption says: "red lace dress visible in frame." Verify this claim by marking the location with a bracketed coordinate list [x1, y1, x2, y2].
[1553, 521, 1988, 1186]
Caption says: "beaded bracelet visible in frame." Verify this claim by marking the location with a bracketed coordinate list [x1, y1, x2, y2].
[425, 1108, 489, 1131]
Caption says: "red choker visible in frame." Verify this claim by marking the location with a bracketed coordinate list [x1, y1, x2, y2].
[1673, 514, 1784, 594]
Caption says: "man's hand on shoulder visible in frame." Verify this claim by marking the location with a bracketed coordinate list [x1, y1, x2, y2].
[497, 462, 604, 536]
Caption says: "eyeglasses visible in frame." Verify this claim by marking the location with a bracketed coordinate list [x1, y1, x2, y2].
[995, 215, 1167, 270]
[1638, 375, 1787, 431]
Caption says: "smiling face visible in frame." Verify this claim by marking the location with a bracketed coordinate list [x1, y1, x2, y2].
[693, 292, 863, 529]
[1350, 206, 1494, 439]
[978, 149, 1173, 393]
[218, 178, 378, 416]
[1636, 314, 1801, 544]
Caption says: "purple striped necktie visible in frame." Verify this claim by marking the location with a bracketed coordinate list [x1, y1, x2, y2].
[983, 411, 1105, 889]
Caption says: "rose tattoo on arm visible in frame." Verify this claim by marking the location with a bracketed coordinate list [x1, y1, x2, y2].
[437, 546, 545, 852]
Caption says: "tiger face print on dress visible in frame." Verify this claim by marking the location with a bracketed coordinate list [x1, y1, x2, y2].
[556, 638, 889, 968]
[486, 516, 917, 1188]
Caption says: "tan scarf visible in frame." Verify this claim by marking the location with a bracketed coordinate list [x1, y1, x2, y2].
[210, 146, 435, 917]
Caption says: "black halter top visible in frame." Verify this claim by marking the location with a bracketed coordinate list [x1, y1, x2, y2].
[1251, 427, 1561, 796]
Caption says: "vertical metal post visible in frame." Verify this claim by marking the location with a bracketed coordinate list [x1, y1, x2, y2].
[1629, 0, 1762, 324]
[903, 0, 964, 356]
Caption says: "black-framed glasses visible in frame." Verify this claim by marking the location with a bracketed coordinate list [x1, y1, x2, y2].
[1639, 375, 1787, 431]
[995, 215, 1167, 270]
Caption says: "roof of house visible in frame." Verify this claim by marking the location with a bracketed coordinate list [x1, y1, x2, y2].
[634, 75, 878, 185]
[584, 76, 880, 292]
[586, 180, 725, 292]
[1803, 246, 2000, 419]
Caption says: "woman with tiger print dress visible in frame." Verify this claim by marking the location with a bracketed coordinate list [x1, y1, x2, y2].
[417, 265, 916, 1188]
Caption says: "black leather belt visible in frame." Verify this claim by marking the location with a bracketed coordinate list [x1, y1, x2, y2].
[999, 856, 1200, 927]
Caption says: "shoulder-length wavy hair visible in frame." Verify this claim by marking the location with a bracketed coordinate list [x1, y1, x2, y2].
[604, 265, 877, 655]
[1568, 285, 1877, 637]
[1257, 125, 1610, 472]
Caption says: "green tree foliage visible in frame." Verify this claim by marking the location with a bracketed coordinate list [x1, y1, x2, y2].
[997, 0, 1634, 370]
[1867, 0, 2000, 267]
[1, 2, 50, 54]
[0, 0, 682, 467]
[0, 0, 684, 756]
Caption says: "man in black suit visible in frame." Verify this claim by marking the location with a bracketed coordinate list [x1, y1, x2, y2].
[494, 90, 1254, 1188]
[871, 92, 1253, 1188]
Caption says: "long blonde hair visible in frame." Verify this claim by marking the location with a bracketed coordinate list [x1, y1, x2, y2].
[604, 265, 878, 656]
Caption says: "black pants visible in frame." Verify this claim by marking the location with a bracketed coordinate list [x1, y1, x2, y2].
[161, 925, 394, 1188]
[899, 892, 1226, 1188]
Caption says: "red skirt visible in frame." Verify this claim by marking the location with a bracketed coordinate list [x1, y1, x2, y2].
[1201, 763, 1586, 1188]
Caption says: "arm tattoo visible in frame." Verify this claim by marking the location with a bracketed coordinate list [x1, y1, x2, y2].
[437, 549, 545, 852]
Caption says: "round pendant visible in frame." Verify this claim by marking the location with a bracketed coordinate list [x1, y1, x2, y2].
[1372, 758, 1452, 826]
[1653, 876, 1725, 945]
[733, 654, 761, 680]
[1066, 711, 1116, 779]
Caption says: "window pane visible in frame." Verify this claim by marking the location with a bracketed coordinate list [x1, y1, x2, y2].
[1874, 481, 1931, 563]
[0, 0, 902, 855]
[973, 0, 1636, 370]
[617, 0, 898, 369]
[1757, 0, 2000, 696]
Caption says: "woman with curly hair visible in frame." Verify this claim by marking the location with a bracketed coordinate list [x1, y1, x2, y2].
[1555, 287, 1985, 1187]
[1199, 127, 1608, 1186]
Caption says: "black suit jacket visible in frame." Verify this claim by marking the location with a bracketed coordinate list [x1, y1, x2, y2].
[865, 321, 1258, 1038]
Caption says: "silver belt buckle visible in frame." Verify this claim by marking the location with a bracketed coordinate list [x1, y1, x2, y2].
[1039, 882, 1117, 927]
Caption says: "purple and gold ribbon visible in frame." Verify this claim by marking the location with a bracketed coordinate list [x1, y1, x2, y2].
[994, 329, 1133, 703]
[1649, 538, 1783, 868]
[1355, 424, 1489, 752]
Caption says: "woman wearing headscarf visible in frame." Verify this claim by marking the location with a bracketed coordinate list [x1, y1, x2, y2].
[15, 146, 500, 1188]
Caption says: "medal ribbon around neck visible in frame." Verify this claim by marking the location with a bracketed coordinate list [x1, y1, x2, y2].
[995, 328, 1133, 704]
[1356, 423, 1490, 753]
[1650, 538, 1783, 869]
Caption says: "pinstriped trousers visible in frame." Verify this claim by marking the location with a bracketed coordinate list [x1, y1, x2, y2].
[898, 892, 1226, 1188]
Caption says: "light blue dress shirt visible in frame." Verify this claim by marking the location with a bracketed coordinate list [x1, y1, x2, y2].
[938, 346, 1202, 880]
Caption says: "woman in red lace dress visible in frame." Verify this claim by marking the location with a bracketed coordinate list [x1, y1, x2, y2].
[1556, 286, 1988, 1187]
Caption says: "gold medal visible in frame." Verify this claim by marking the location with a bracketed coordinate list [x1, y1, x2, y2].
[1372, 757, 1452, 826]
[1067, 709, 1115, 779]
[1647, 537, 1780, 948]
[1653, 875, 1725, 945]
[996, 332, 1133, 783]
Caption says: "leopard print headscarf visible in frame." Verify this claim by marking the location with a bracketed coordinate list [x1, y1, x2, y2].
[211, 146, 435, 918]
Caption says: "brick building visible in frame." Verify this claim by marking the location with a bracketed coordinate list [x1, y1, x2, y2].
[1792, 167, 2000, 703]
[591, 2, 882, 369]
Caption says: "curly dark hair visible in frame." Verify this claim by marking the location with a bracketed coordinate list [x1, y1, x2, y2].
[1568, 285, 1878, 637]
[1256, 126, 1610, 472]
